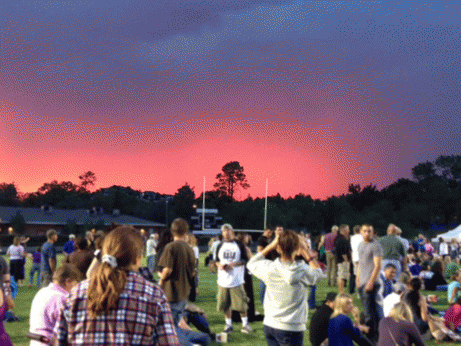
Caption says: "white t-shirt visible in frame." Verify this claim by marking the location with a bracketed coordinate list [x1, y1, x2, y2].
[350, 233, 363, 263]
[145, 239, 157, 257]
[439, 243, 449, 256]
[193, 246, 199, 260]
[7, 245, 24, 260]
[216, 241, 245, 288]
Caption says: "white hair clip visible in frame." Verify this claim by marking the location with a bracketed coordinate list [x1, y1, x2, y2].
[101, 255, 118, 268]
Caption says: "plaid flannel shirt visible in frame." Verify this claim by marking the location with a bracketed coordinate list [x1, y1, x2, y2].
[54, 271, 180, 346]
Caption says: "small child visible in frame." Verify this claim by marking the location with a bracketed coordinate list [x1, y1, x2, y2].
[29, 247, 41, 287]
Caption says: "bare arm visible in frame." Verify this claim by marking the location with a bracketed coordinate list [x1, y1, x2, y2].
[246, 247, 252, 260]
[450, 287, 459, 304]
[365, 256, 382, 292]
[419, 295, 429, 322]
[49, 258, 57, 273]
[158, 267, 173, 287]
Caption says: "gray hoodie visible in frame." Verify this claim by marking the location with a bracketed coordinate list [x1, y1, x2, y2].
[247, 253, 324, 331]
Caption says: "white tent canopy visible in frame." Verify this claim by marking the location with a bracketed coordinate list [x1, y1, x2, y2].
[431, 224, 461, 243]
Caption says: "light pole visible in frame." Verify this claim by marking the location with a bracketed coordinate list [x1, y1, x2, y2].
[165, 198, 169, 227]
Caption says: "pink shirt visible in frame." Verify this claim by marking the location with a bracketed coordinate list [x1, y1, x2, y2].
[29, 283, 69, 345]
[444, 303, 461, 330]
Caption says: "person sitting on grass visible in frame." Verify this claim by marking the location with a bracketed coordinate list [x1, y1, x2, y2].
[424, 260, 447, 291]
[0, 275, 14, 346]
[54, 226, 180, 346]
[402, 277, 438, 338]
[447, 271, 461, 305]
[247, 229, 324, 346]
[309, 292, 337, 346]
[409, 256, 422, 277]
[328, 293, 372, 346]
[378, 302, 426, 346]
[444, 295, 461, 332]
[28, 264, 82, 345]
[445, 257, 460, 279]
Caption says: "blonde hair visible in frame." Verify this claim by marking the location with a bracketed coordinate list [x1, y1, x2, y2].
[187, 233, 197, 247]
[388, 302, 414, 323]
[87, 226, 143, 318]
[331, 293, 353, 318]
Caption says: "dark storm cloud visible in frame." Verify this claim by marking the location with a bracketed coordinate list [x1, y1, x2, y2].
[0, 0, 459, 127]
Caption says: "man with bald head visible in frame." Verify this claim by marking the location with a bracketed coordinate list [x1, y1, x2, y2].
[379, 224, 407, 278]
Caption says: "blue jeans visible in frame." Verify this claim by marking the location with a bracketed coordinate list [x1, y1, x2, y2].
[308, 285, 316, 309]
[176, 327, 212, 346]
[260, 281, 266, 305]
[185, 311, 210, 334]
[358, 283, 383, 342]
[147, 255, 156, 273]
[170, 300, 188, 326]
[29, 263, 41, 287]
[263, 325, 303, 346]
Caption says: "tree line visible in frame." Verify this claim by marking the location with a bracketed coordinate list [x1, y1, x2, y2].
[1, 156, 460, 238]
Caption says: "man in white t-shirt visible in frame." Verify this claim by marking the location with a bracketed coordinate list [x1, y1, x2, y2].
[349, 225, 363, 294]
[214, 223, 252, 334]
[145, 233, 158, 273]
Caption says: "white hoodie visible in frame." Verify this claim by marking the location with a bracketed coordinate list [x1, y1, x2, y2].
[247, 253, 324, 331]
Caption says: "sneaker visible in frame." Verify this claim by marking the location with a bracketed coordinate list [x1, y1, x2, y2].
[241, 325, 253, 334]
[223, 325, 233, 334]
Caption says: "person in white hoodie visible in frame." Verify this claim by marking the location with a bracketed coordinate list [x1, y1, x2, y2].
[247, 229, 324, 346]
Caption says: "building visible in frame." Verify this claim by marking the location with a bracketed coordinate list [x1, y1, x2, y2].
[0, 206, 165, 236]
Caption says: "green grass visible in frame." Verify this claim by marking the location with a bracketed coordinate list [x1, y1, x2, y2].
[5, 254, 446, 345]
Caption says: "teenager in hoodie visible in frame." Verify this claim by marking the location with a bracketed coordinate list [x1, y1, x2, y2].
[247, 229, 324, 346]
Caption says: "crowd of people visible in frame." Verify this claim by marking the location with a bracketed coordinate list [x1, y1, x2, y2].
[1, 221, 461, 345]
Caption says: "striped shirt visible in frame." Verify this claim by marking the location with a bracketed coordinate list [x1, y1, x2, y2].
[54, 271, 180, 346]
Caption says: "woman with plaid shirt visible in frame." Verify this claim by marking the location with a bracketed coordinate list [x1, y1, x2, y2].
[54, 226, 180, 346]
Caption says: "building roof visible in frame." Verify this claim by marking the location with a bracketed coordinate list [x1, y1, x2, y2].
[0, 206, 164, 228]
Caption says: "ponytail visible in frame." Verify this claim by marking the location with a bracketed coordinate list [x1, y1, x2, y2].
[87, 226, 143, 318]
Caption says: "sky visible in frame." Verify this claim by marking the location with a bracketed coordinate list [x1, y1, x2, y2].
[1, 0, 460, 200]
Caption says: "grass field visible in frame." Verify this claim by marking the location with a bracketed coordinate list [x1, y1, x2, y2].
[5, 254, 447, 345]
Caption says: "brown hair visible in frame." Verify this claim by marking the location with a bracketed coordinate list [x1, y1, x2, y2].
[170, 218, 189, 237]
[46, 229, 57, 239]
[187, 233, 197, 247]
[353, 225, 361, 234]
[87, 226, 143, 318]
[278, 230, 299, 258]
[13, 236, 20, 246]
[52, 263, 83, 285]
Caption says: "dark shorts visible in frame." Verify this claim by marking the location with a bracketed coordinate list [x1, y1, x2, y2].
[10, 259, 24, 281]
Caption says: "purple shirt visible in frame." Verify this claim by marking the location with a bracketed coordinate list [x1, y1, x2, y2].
[32, 252, 41, 264]
[29, 283, 69, 345]
[324, 232, 338, 252]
